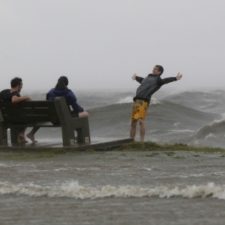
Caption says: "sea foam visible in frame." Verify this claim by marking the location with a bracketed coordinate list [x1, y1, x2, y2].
[0, 181, 225, 200]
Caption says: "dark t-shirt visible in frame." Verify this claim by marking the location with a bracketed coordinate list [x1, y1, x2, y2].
[0, 90, 25, 130]
[0, 89, 20, 104]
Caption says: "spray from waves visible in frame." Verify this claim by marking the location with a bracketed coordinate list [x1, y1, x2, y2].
[116, 96, 133, 104]
[188, 119, 225, 147]
[195, 120, 225, 139]
[1, 181, 225, 200]
[115, 96, 160, 105]
[0, 163, 10, 168]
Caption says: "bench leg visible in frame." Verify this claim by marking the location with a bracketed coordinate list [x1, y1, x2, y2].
[61, 124, 90, 146]
[83, 117, 91, 143]
[61, 127, 76, 146]
[76, 128, 83, 144]
[76, 118, 91, 144]
[10, 128, 19, 146]
[0, 125, 7, 145]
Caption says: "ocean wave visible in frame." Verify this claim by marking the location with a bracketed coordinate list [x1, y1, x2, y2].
[164, 90, 225, 114]
[116, 96, 133, 104]
[90, 100, 212, 121]
[0, 163, 10, 168]
[115, 96, 161, 105]
[1, 181, 225, 200]
[88, 99, 218, 142]
[195, 120, 225, 139]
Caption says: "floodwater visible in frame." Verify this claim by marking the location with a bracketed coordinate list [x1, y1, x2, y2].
[0, 149, 225, 225]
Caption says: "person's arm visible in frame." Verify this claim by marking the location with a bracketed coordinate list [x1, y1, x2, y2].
[132, 74, 144, 84]
[11, 95, 30, 104]
[159, 72, 183, 86]
[68, 91, 84, 113]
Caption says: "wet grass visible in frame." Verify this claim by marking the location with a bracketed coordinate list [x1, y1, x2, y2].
[120, 142, 225, 153]
[0, 142, 225, 161]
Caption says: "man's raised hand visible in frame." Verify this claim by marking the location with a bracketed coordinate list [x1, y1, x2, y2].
[132, 74, 137, 80]
[176, 72, 183, 80]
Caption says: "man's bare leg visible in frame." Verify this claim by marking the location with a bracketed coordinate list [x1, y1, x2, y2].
[27, 126, 39, 143]
[17, 128, 27, 144]
[130, 120, 138, 141]
[139, 119, 145, 142]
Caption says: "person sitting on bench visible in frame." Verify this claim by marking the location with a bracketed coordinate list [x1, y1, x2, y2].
[0, 77, 38, 144]
[46, 76, 88, 118]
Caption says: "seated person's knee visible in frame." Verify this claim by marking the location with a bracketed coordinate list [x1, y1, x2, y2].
[79, 111, 89, 118]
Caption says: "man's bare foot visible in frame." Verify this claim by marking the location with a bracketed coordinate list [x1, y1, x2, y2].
[27, 133, 37, 144]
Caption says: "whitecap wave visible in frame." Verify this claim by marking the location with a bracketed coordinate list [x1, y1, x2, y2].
[1, 181, 225, 200]
[195, 120, 225, 139]
[0, 163, 10, 168]
[116, 96, 133, 104]
[115, 96, 160, 105]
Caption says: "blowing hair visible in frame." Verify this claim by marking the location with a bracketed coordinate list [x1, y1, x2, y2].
[55, 76, 69, 89]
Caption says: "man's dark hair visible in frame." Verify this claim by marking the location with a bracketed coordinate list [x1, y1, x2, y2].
[55, 76, 69, 89]
[11, 77, 22, 88]
[155, 65, 164, 75]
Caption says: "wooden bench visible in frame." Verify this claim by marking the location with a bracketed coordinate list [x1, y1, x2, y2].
[0, 97, 90, 146]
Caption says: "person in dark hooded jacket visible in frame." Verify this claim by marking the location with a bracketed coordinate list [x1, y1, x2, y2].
[46, 76, 88, 118]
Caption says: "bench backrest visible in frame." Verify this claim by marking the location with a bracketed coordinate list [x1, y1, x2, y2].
[0, 101, 60, 125]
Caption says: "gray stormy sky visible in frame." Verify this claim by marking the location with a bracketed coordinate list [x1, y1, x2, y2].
[0, 0, 225, 92]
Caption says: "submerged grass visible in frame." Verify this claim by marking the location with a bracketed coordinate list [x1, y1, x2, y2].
[0, 141, 224, 161]
[120, 142, 225, 153]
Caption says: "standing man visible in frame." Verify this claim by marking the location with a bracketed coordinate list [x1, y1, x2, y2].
[130, 65, 183, 142]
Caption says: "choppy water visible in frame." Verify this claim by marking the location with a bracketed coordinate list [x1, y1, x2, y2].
[29, 89, 225, 147]
[1, 90, 225, 224]
[1, 150, 225, 225]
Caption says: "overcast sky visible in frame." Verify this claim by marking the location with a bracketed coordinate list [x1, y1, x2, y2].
[0, 0, 225, 92]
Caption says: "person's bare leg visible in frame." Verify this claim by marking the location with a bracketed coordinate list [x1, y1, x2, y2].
[17, 128, 27, 144]
[27, 126, 39, 143]
[130, 120, 138, 141]
[139, 119, 145, 142]
[79, 111, 89, 118]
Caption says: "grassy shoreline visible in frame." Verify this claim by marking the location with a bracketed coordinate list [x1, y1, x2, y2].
[0, 142, 224, 161]
[0, 142, 224, 154]
[120, 142, 225, 153]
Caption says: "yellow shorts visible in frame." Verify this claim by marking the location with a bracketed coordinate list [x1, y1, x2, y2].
[131, 100, 149, 121]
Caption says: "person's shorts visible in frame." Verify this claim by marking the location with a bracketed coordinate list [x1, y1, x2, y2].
[131, 100, 149, 121]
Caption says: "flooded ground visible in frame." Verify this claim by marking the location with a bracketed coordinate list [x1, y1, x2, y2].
[1, 149, 225, 225]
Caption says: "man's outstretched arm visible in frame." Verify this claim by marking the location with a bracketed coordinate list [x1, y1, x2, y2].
[132, 74, 144, 84]
[159, 72, 183, 85]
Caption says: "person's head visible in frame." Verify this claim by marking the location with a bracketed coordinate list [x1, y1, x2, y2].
[55, 76, 69, 89]
[152, 65, 164, 76]
[10, 77, 23, 92]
